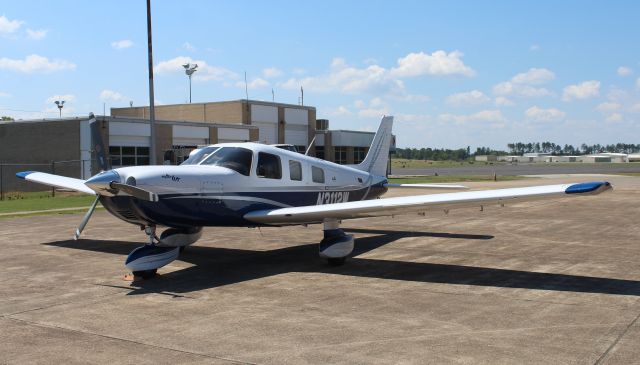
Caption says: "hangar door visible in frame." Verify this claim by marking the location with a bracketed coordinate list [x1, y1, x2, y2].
[284, 108, 308, 148]
[284, 125, 308, 147]
[173, 125, 209, 146]
[253, 122, 277, 144]
[251, 104, 278, 144]
[218, 128, 250, 143]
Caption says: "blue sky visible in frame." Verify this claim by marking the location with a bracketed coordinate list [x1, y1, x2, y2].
[1, 1, 639, 149]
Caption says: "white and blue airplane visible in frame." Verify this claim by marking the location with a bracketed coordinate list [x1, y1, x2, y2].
[17, 115, 612, 278]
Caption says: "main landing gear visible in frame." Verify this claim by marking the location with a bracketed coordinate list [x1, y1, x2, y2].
[319, 219, 354, 266]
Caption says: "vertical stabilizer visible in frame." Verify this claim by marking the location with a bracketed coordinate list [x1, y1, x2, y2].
[354, 116, 393, 176]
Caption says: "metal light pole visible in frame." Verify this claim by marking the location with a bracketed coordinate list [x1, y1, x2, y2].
[146, 0, 157, 165]
[182, 63, 198, 103]
[54, 100, 65, 117]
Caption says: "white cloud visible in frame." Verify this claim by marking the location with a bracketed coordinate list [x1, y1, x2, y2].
[606, 113, 623, 123]
[111, 39, 133, 50]
[390, 50, 475, 77]
[155, 56, 237, 82]
[280, 58, 404, 94]
[525, 106, 566, 121]
[617, 66, 633, 77]
[46, 94, 76, 104]
[438, 110, 505, 125]
[596, 102, 621, 112]
[182, 42, 196, 52]
[100, 89, 125, 102]
[235, 77, 268, 89]
[492, 68, 555, 98]
[562, 80, 600, 101]
[511, 68, 555, 84]
[637, 78, 640, 89]
[494, 96, 515, 107]
[529, 44, 541, 51]
[26, 28, 47, 40]
[353, 97, 390, 118]
[493, 82, 551, 98]
[0, 15, 23, 35]
[281, 51, 473, 97]
[262, 67, 283, 78]
[446, 90, 490, 107]
[326, 106, 353, 116]
[0, 54, 76, 73]
[0, 91, 10, 98]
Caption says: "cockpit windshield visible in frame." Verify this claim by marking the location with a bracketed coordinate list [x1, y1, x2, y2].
[181, 146, 219, 165]
[199, 147, 253, 176]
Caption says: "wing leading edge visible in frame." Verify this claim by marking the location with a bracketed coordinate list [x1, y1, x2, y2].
[244, 181, 612, 225]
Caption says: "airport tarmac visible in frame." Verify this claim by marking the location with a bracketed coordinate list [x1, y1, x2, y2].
[1, 174, 639, 364]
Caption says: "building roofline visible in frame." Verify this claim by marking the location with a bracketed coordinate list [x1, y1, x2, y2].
[111, 99, 316, 111]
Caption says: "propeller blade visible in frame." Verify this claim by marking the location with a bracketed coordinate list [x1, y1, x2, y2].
[110, 182, 159, 202]
[74, 195, 101, 240]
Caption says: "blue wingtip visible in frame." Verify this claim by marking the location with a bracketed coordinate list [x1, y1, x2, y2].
[15, 171, 36, 179]
[565, 181, 612, 194]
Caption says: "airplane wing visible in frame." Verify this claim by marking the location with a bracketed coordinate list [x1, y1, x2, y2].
[244, 181, 612, 225]
[16, 171, 96, 195]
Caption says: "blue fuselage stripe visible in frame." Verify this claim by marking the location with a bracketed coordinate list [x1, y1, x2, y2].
[100, 184, 388, 228]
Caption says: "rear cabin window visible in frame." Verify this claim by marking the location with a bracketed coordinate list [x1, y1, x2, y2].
[312, 166, 325, 183]
[257, 152, 282, 179]
[200, 147, 252, 176]
[289, 160, 302, 181]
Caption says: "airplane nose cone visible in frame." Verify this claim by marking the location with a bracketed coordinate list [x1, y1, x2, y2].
[85, 170, 121, 196]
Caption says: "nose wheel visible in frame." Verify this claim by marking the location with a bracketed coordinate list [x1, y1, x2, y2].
[125, 226, 180, 279]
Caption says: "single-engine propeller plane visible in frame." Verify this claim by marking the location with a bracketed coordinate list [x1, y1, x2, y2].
[17, 114, 612, 278]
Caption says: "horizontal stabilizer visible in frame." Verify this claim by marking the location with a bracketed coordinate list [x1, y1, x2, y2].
[244, 181, 612, 225]
[384, 183, 468, 190]
[16, 171, 95, 195]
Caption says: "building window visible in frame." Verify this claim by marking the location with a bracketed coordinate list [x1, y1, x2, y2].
[315, 146, 325, 160]
[256, 152, 282, 179]
[312, 166, 325, 183]
[354, 147, 367, 164]
[334, 147, 347, 164]
[109, 146, 149, 167]
[289, 160, 302, 181]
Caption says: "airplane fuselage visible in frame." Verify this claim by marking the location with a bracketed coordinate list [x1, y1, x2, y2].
[94, 143, 388, 228]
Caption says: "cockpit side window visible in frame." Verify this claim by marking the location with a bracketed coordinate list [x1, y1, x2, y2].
[256, 152, 282, 179]
[181, 146, 219, 165]
[289, 160, 302, 181]
[311, 166, 325, 183]
[200, 147, 252, 176]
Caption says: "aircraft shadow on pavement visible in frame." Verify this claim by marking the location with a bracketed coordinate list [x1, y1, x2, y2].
[45, 230, 640, 297]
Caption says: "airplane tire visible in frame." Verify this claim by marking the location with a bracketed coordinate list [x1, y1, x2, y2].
[132, 269, 157, 279]
[327, 257, 346, 266]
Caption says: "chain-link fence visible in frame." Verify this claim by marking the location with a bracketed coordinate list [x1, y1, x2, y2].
[0, 159, 97, 200]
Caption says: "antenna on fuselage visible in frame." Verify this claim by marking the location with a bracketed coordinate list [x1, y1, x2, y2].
[305, 135, 316, 156]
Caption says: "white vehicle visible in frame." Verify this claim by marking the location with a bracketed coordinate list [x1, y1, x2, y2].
[17, 115, 612, 278]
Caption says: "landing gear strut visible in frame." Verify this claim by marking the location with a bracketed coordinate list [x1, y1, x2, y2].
[319, 219, 354, 266]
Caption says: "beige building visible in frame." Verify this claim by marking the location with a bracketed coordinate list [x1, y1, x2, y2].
[112, 99, 316, 154]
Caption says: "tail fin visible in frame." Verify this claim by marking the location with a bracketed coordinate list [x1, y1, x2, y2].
[354, 116, 393, 176]
[89, 113, 110, 171]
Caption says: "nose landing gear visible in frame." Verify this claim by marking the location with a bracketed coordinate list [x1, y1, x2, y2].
[125, 226, 179, 279]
